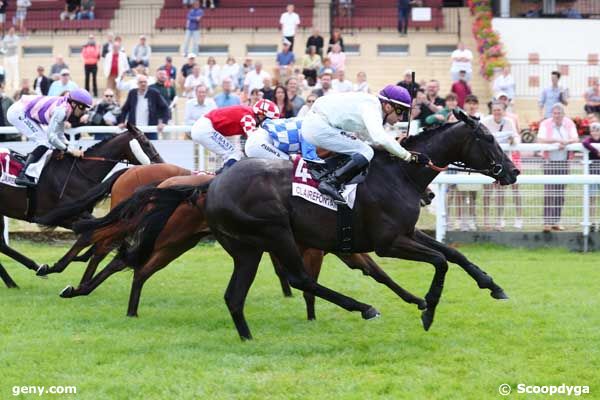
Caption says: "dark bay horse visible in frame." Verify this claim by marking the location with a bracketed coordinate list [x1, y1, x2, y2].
[0, 123, 163, 288]
[204, 110, 520, 339]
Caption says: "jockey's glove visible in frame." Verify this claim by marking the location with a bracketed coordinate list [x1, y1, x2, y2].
[409, 151, 430, 166]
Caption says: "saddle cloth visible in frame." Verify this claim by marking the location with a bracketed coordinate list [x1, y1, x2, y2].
[291, 156, 357, 211]
[0, 148, 52, 187]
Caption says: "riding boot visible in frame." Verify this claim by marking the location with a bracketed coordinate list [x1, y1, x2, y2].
[215, 158, 237, 175]
[15, 145, 48, 187]
[318, 153, 369, 203]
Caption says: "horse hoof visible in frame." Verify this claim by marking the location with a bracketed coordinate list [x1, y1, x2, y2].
[362, 306, 381, 320]
[59, 285, 74, 298]
[491, 289, 509, 300]
[36, 264, 49, 277]
[417, 299, 428, 311]
[126, 312, 138, 318]
[421, 309, 435, 331]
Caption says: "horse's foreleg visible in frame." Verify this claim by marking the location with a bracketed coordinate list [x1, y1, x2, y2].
[71, 245, 96, 263]
[377, 236, 449, 331]
[0, 219, 42, 273]
[413, 229, 508, 300]
[0, 263, 18, 288]
[336, 253, 427, 310]
[60, 256, 127, 299]
[269, 253, 292, 298]
[37, 232, 94, 276]
[301, 248, 324, 320]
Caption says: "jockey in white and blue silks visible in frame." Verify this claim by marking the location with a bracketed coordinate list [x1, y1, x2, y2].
[7, 88, 93, 186]
[245, 117, 320, 161]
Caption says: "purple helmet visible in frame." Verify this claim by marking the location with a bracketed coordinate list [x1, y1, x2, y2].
[378, 84, 412, 108]
[68, 88, 93, 108]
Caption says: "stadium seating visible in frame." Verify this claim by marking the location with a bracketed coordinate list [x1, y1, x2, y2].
[5, 0, 119, 32]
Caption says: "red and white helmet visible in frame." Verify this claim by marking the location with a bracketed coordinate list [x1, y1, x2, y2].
[253, 99, 280, 119]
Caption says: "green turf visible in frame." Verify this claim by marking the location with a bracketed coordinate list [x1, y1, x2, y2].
[1, 241, 599, 399]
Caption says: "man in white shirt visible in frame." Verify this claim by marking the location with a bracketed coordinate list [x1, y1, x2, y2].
[184, 64, 208, 98]
[184, 84, 217, 125]
[243, 61, 270, 96]
[279, 4, 300, 51]
[450, 42, 473, 82]
[331, 69, 353, 93]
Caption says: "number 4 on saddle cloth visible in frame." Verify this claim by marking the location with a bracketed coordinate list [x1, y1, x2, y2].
[0, 148, 51, 187]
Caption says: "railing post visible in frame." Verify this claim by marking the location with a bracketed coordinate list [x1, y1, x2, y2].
[3, 217, 8, 245]
[582, 149, 590, 252]
[435, 182, 448, 242]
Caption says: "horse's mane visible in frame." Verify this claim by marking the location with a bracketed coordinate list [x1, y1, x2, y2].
[84, 133, 120, 153]
[402, 121, 460, 148]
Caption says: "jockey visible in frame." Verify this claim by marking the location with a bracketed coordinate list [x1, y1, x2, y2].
[190, 99, 280, 171]
[7, 88, 93, 187]
[245, 117, 319, 161]
[302, 85, 430, 202]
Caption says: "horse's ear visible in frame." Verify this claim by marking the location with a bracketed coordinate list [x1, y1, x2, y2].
[453, 109, 476, 128]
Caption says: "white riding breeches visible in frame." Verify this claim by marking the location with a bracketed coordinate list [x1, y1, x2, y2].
[302, 110, 375, 161]
[190, 116, 242, 162]
[245, 128, 289, 160]
[6, 102, 49, 146]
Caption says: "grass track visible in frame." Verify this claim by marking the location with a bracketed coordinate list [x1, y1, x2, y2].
[1, 241, 599, 399]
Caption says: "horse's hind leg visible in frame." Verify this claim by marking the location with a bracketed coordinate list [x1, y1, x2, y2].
[301, 248, 324, 321]
[61, 257, 127, 298]
[71, 245, 96, 263]
[37, 232, 94, 276]
[0, 218, 42, 273]
[0, 263, 18, 288]
[269, 253, 292, 298]
[413, 229, 508, 300]
[336, 253, 427, 310]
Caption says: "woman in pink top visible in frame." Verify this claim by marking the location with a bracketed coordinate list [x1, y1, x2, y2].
[327, 43, 346, 72]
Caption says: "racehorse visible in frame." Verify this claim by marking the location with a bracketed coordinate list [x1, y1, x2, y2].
[203, 110, 519, 339]
[0, 123, 163, 288]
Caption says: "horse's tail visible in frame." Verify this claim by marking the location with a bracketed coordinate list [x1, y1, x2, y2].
[37, 168, 129, 227]
[119, 183, 211, 269]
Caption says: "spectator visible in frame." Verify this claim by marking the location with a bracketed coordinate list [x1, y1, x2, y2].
[279, 4, 300, 51]
[353, 71, 369, 93]
[159, 56, 177, 85]
[424, 93, 459, 128]
[183, 65, 207, 98]
[286, 77, 304, 116]
[48, 69, 78, 96]
[584, 79, 600, 114]
[33, 66, 51, 95]
[15, 0, 31, 35]
[397, 69, 420, 93]
[13, 78, 31, 101]
[81, 34, 100, 97]
[220, 56, 240, 90]
[202, 56, 220, 93]
[296, 92, 317, 118]
[450, 70, 472, 108]
[306, 28, 324, 57]
[273, 84, 293, 118]
[131, 35, 151, 68]
[118, 75, 170, 139]
[183, 1, 203, 57]
[180, 53, 196, 87]
[327, 28, 344, 53]
[312, 71, 334, 97]
[481, 101, 522, 230]
[328, 43, 346, 71]
[413, 80, 445, 126]
[524, 5, 541, 17]
[237, 57, 253, 90]
[101, 32, 114, 59]
[539, 71, 569, 119]
[493, 66, 516, 101]
[450, 42, 473, 82]
[150, 69, 176, 105]
[77, 0, 94, 20]
[88, 89, 122, 138]
[103, 40, 129, 97]
[184, 84, 216, 125]
[398, 0, 415, 35]
[244, 88, 263, 107]
[464, 94, 481, 119]
[275, 39, 295, 84]
[562, 4, 582, 19]
[332, 69, 352, 93]
[495, 91, 521, 133]
[214, 77, 241, 108]
[537, 103, 579, 232]
[2, 27, 20, 93]
[202, 0, 214, 8]
[583, 123, 600, 230]
[0, 1, 6, 34]
[117, 65, 155, 93]
[301, 45, 321, 87]
[260, 77, 275, 101]
[50, 55, 69, 76]
[243, 61, 270, 96]
[0, 83, 16, 140]
[60, 0, 81, 21]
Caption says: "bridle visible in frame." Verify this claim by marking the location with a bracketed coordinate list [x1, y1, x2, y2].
[79, 129, 161, 164]
[427, 119, 504, 177]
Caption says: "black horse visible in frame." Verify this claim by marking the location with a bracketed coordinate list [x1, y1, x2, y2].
[204, 110, 519, 339]
[0, 123, 163, 288]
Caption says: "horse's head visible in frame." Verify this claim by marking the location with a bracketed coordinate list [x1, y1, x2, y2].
[121, 123, 165, 165]
[452, 109, 520, 185]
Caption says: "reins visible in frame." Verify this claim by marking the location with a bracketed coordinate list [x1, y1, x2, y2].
[82, 155, 130, 165]
[426, 161, 494, 175]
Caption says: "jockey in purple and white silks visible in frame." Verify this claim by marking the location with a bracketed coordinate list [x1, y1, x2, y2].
[7, 88, 93, 186]
[301, 85, 431, 202]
